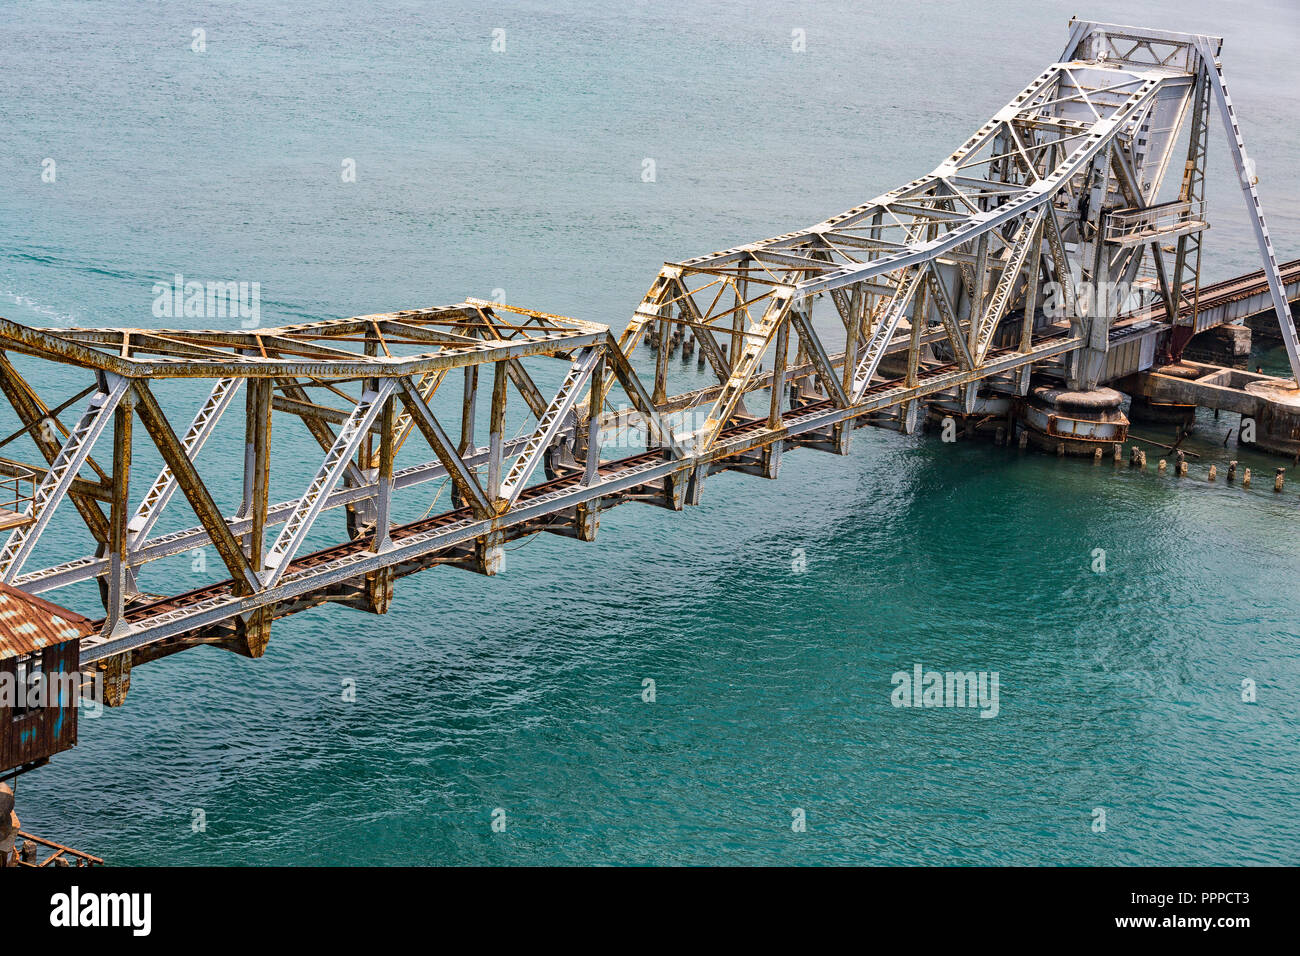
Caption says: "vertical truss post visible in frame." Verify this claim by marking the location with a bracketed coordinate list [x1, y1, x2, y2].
[459, 365, 478, 456]
[652, 303, 671, 406]
[970, 232, 990, 356]
[1020, 241, 1043, 355]
[1172, 62, 1210, 333]
[487, 359, 509, 504]
[361, 327, 379, 471]
[582, 356, 604, 487]
[373, 393, 394, 553]
[246, 378, 271, 570]
[842, 286, 860, 396]
[732, 266, 748, 373]
[103, 391, 134, 638]
[907, 276, 926, 388]
[770, 311, 789, 428]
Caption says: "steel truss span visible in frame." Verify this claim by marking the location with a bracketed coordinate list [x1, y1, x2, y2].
[0, 20, 1295, 701]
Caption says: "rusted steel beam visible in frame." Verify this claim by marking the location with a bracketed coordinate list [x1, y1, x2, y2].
[2, 312, 606, 379]
[0, 357, 112, 543]
[245, 379, 272, 571]
[486, 359, 509, 502]
[103, 394, 134, 637]
[275, 378, 368, 487]
[373, 394, 395, 553]
[395, 378, 492, 519]
[132, 380, 259, 594]
[458, 364, 478, 457]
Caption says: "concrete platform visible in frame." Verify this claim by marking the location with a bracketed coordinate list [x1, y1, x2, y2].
[1123, 361, 1300, 457]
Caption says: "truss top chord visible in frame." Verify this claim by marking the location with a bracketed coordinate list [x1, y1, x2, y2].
[0, 303, 608, 380]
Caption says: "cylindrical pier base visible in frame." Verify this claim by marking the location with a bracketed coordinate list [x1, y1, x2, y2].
[1018, 386, 1128, 456]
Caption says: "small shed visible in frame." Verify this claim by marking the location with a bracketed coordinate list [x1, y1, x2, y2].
[0, 582, 89, 777]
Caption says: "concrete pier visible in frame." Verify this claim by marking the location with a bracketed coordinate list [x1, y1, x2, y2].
[1183, 324, 1252, 369]
[1124, 361, 1300, 458]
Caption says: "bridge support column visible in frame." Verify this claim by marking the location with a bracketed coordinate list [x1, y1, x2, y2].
[234, 606, 272, 658]
[360, 566, 395, 614]
[760, 439, 782, 479]
[98, 652, 132, 708]
[1018, 385, 1128, 456]
[475, 529, 506, 575]
[544, 500, 601, 541]
[1128, 394, 1196, 429]
[573, 500, 599, 541]
[831, 420, 852, 455]
[684, 462, 706, 506]
[662, 470, 687, 511]
[1184, 324, 1251, 368]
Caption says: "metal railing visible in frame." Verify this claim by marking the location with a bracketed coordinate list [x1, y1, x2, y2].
[12, 831, 104, 867]
[0, 460, 36, 519]
[1104, 200, 1207, 243]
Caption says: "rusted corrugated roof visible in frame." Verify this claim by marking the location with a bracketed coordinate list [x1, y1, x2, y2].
[0, 582, 91, 658]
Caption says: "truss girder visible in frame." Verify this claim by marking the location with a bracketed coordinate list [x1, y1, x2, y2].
[4, 19, 1297, 667]
[0, 375, 130, 583]
[499, 347, 601, 508]
[260, 380, 397, 588]
[127, 377, 241, 548]
[849, 265, 927, 400]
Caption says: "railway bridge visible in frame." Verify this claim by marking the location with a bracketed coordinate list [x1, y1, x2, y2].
[0, 20, 1298, 727]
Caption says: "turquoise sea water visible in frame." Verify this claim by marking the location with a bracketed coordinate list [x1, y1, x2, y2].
[2, 0, 1299, 865]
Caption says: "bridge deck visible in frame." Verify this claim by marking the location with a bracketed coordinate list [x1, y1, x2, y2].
[0, 19, 1296, 695]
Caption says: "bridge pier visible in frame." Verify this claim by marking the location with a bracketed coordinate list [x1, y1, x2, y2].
[232, 606, 273, 658]
[1183, 324, 1252, 368]
[356, 566, 395, 615]
[543, 500, 601, 542]
[1124, 362, 1300, 457]
[1017, 385, 1128, 456]
[98, 652, 131, 708]
[475, 530, 506, 576]
[1246, 380, 1300, 457]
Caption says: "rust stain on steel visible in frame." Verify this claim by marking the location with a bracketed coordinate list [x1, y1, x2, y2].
[0, 582, 92, 659]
